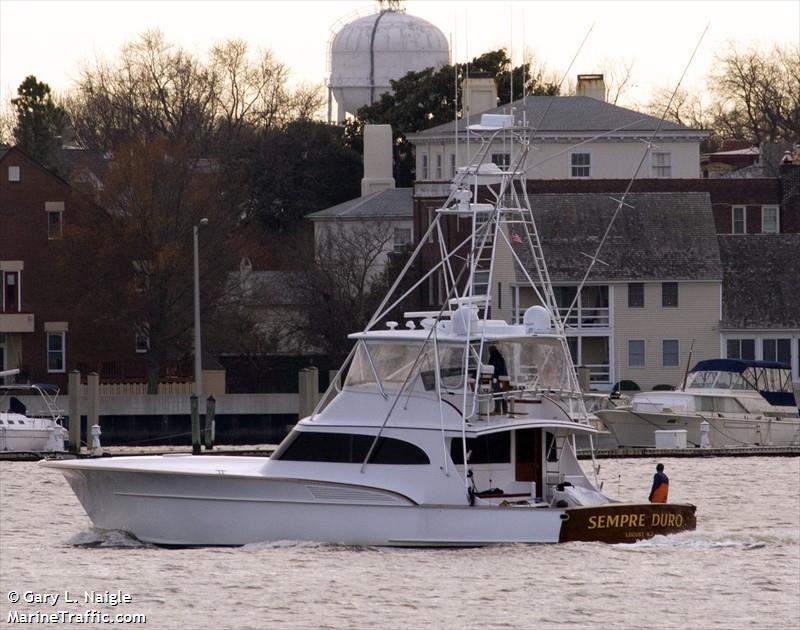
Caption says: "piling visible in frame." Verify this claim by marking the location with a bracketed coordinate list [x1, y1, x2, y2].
[190, 394, 201, 455]
[298, 367, 319, 419]
[68, 370, 81, 453]
[206, 395, 215, 450]
[86, 372, 100, 453]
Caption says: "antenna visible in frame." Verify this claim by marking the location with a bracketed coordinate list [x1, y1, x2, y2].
[562, 23, 711, 325]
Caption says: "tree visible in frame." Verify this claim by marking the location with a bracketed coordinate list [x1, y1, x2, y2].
[648, 43, 799, 150]
[59, 137, 237, 393]
[10, 76, 66, 170]
[288, 222, 397, 358]
[244, 119, 362, 231]
[709, 44, 800, 145]
[344, 49, 559, 185]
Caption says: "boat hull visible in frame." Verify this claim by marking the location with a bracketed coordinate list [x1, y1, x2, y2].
[597, 409, 800, 448]
[51, 463, 694, 546]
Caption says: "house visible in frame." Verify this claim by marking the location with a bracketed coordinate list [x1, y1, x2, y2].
[307, 124, 414, 273]
[718, 234, 800, 379]
[408, 76, 708, 186]
[0, 146, 196, 390]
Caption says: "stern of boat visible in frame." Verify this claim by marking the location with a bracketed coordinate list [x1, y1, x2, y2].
[558, 502, 696, 544]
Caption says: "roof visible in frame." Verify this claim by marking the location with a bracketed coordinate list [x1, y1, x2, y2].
[513, 192, 722, 283]
[306, 188, 413, 221]
[719, 234, 800, 329]
[410, 96, 705, 139]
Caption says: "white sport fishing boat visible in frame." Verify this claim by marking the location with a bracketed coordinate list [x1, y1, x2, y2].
[597, 359, 800, 448]
[43, 115, 695, 546]
[1, 369, 68, 453]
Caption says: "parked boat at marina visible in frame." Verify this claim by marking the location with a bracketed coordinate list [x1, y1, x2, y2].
[1, 369, 68, 453]
[43, 115, 695, 546]
[597, 359, 800, 448]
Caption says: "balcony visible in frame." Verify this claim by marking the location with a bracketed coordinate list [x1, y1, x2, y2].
[558, 306, 610, 330]
[0, 312, 34, 333]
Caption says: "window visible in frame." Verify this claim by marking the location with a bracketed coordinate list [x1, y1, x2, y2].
[661, 282, 678, 307]
[762, 206, 779, 233]
[3, 272, 19, 312]
[762, 338, 791, 365]
[662, 339, 680, 367]
[393, 227, 412, 252]
[450, 433, 511, 465]
[651, 152, 672, 177]
[421, 154, 429, 180]
[727, 338, 755, 360]
[426, 207, 435, 243]
[435, 154, 443, 179]
[628, 340, 645, 368]
[273, 431, 430, 465]
[134, 324, 150, 354]
[47, 210, 63, 239]
[491, 153, 511, 168]
[450, 153, 456, 178]
[628, 283, 644, 308]
[8, 166, 20, 182]
[732, 206, 746, 234]
[570, 152, 590, 177]
[47, 332, 65, 373]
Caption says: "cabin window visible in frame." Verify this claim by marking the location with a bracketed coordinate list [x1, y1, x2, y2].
[762, 338, 791, 365]
[628, 340, 645, 368]
[450, 433, 511, 465]
[761, 206, 779, 234]
[570, 152, 590, 177]
[47, 331, 66, 372]
[661, 282, 678, 307]
[662, 339, 680, 367]
[627, 283, 644, 308]
[273, 431, 429, 465]
[732, 206, 746, 234]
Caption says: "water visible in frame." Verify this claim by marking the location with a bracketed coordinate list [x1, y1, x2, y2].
[1, 456, 798, 629]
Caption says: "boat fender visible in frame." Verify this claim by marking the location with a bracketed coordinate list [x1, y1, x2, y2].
[559, 512, 570, 520]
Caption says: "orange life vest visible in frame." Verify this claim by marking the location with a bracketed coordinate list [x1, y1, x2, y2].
[650, 482, 669, 503]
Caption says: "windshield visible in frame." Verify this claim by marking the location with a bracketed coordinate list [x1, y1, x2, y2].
[344, 337, 575, 394]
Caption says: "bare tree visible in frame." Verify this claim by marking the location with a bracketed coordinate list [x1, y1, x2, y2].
[288, 222, 396, 358]
[601, 57, 636, 105]
[710, 43, 800, 145]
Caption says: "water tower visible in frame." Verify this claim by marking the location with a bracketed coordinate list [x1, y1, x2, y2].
[328, 1, 450, 123]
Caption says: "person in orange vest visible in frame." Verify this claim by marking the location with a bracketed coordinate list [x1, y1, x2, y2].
[649, 463, 669, 503]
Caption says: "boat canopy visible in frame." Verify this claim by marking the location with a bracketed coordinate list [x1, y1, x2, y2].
[688, 359, 796, 407]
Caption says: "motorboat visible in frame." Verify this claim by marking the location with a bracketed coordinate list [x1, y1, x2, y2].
[597, 359, 800, 448]
[43, 114, 696, 546]
[1, 369, 68, 453]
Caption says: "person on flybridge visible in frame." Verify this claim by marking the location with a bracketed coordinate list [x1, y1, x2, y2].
[649, 463, 670, 503]
[488, 346, 508, 415]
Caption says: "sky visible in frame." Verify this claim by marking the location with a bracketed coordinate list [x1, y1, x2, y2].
[1, 0, 798, 113]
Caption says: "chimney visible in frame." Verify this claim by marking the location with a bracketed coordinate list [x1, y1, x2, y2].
[576, 74, 606, 101]
[361, 124, 395, 196]
[463, 74, 498, 121]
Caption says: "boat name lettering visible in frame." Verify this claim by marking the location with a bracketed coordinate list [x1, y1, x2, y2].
[587, 513, 685, 529]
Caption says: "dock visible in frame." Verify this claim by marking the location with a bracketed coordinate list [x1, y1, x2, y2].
[577, 446, 800, 459]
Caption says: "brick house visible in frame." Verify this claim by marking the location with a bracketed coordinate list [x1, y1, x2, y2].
[0, 146, 191, 390]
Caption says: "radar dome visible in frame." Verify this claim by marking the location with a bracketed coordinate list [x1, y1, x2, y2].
[329, 7, 449, 121]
